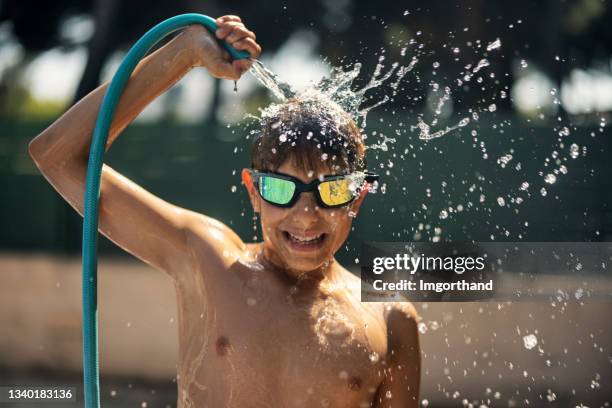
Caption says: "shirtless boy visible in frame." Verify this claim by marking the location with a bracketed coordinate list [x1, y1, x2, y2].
[28, 15, 420, 408]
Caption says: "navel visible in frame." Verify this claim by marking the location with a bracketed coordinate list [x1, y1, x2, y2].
[216, 336, 231, 356]
[348, 376, 363, 391]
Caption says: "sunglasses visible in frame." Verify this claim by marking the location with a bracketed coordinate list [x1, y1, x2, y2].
[246, 169, 379, 209]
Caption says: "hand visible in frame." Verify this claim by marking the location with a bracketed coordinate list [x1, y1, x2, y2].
[188, 15, 261, 80]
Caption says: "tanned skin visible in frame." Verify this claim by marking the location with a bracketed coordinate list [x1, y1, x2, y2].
[28, 15, 420, 407]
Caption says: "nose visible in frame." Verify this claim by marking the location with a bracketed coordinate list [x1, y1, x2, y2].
[290, 191, 320, 227]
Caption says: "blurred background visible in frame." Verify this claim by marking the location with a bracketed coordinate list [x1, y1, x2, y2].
[1, 0, 611, 406]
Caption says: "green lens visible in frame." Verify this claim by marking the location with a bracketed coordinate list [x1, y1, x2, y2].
[259, 175, 295, 205]
[318, 178, 354, 206]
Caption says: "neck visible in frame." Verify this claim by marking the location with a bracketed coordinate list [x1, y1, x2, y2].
[258, 244, 338, 287]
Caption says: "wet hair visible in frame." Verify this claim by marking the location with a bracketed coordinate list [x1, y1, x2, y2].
[251, 97, 367, 174]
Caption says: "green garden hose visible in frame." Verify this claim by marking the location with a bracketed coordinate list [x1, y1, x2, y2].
[82, 13, 249, 407]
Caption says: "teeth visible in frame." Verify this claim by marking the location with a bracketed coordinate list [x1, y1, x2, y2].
[288, 232, 323, 243]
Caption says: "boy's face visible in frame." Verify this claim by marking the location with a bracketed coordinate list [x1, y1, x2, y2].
[243, 158, 367, 274]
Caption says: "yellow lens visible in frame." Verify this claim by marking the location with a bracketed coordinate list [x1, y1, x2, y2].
[319, 179, 354, 206]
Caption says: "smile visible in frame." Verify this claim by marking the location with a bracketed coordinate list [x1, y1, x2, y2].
[282, 231, 327, 250]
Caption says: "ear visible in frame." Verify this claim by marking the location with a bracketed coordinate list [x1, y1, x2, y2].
[242, 168, 261, 213]
[350, 185, 370, 215]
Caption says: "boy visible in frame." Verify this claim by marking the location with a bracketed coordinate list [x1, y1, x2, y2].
[28, 15, 420, 408]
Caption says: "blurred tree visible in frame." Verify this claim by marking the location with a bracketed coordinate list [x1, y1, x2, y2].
[4, 0, 610, 117]
[2, 0, 611, 252]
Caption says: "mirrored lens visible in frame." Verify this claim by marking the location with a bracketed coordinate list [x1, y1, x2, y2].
[318, 179, 355, 206]
[258, 175, 295, 205]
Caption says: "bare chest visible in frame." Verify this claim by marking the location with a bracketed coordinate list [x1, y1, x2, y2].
[175, 271, 388, 407]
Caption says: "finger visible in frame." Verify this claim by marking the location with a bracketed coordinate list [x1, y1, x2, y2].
[226, 26, 252, 44]
[232, 37, 262, 59]
[230, 27, 255, 42]
[216, 21, 245, 40]
[216, 15, 242, 24]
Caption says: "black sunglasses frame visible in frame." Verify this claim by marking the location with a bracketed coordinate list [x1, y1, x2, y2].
[247, 169, 379, 209]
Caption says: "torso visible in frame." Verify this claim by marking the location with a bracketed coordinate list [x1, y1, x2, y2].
[173, 239, 392, 408]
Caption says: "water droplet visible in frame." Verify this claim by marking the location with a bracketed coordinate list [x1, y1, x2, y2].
[574, 288, 584, 300]
[486, 38, 502, 51]
[544, 174, 557, 184]
[488, 103, 497, 112]
[369, 352, 380, 363]
[498, 154, 513, 168]
[497, 197, 505, 207]
[523, 334, 537, 350]
[569, 143, 580, 159]
[473, 59, 490, 73]
[458, 117, 470, 127]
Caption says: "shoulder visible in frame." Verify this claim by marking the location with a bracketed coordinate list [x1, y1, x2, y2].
[380, 301, 420, 364]
[382, 301, 420, 324]
[183, 211, 245, 259]
[378, 301, 420, 348]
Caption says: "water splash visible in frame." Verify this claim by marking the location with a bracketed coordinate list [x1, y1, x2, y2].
[240, 31, 590, 244]
[248, 55, 415, 131]
[414, 116, 470, 141]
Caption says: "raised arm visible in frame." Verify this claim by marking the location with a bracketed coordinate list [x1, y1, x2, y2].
[28, 16, 260, 278]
